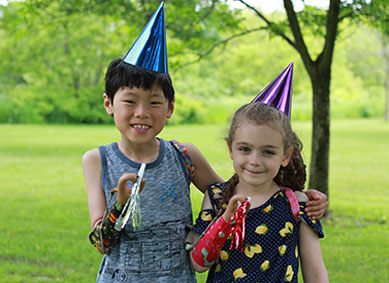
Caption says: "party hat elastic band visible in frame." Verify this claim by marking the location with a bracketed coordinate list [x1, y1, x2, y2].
[252, 62, 294, 117]
[123, 2, 168, 73]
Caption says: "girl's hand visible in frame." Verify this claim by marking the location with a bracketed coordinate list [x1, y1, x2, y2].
[223, 195, 249, 222]
[116, 173, 146, 205]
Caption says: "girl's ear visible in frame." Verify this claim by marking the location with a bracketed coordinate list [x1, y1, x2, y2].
[103, 93, 113, 115]
[227, 140, 233, 160]
[281, 147, 294, 167]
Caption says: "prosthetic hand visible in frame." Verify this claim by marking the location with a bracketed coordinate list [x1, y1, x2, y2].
[191, 195, 248, 268]
[89, 173, 145, 254]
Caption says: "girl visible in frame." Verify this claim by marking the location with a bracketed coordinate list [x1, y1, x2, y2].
[187, 102, 329, 282]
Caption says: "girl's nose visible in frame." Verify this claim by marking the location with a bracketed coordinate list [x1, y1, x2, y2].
[249, 152, 261, 166]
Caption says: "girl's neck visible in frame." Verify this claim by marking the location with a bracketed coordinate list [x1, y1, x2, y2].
[118, 138, 160, 164]
[234, 181, 280, 208]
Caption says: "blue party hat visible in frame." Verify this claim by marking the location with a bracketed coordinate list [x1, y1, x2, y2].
[123, 2, 168, 73]
[252, 63, 294, 117]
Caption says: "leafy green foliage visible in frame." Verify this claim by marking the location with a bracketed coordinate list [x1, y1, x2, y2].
[0, 1, 386, 124]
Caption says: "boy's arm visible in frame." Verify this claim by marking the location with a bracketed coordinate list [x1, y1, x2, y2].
[183, 143, 223, 193]
[82, 149, 106, 254]
[82, 148, 106, 231]
[296, 192, 329, 283]
[304, 189, 328, 219]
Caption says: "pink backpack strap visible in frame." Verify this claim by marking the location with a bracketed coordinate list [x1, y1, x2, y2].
[283, 187, 300, 223]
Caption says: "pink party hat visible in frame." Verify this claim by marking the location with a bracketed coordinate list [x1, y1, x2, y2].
[252, 63, 294, 117]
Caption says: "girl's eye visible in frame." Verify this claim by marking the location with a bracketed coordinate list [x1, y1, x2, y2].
[151, 101, 162, 105]
[263, 150, 275, 156]
[239, 147, 251, 153]
[124, 100, 136, 104]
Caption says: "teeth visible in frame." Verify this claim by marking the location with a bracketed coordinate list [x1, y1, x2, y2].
[133, 125, 150, 130]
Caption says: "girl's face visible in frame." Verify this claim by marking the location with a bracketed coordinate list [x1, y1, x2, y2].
[104, 85, 174, 146]
[228, 121, 293, 190]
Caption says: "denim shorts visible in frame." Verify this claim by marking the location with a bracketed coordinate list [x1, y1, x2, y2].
[96, 219, 196, 283]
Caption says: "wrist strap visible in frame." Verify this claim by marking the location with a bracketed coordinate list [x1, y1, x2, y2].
[191, 215, 232, 267]
[89, 200, 124, 254]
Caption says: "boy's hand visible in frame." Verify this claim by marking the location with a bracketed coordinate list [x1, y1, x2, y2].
[223, 195, 249, 222]
[116, 173, 146, 205]
[304, 189, 328, 219]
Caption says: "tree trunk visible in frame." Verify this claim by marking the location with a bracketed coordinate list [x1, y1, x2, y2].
[308, 68, 330, 197]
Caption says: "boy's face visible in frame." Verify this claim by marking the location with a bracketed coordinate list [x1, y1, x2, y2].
[104, 85, 174, 145]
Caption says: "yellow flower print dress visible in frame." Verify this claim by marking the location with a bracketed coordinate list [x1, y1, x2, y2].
[190, 182, 324, 282]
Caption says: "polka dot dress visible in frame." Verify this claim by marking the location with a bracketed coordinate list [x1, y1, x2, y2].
[190, 182, 324, 282]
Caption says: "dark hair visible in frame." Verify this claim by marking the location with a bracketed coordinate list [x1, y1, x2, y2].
[104, 59, 175, 104]
[222, 102, 306, 205]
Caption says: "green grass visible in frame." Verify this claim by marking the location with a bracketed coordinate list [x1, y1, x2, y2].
[0, 120, 388, 282]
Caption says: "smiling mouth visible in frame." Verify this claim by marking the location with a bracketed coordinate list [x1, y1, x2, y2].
[131, 124, 151, 130]
[245, 169, 264, 175]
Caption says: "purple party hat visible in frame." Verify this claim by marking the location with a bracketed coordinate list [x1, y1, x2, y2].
[252, 63, 294, 117]
[123, 2, 168, 73]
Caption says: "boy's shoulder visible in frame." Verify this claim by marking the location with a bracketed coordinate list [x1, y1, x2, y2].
[179, 142, 202, 160]
[82, 147, 101, 166]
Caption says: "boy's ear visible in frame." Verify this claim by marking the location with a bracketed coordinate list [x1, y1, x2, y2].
[281, 146, 294, 167]
[103, 93, 113, 115]
[166, 99, 174, 119]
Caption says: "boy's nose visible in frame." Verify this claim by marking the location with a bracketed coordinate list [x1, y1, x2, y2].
[134, 103, 149, 118]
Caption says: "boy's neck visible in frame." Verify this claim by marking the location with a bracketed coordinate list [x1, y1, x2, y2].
[117, 138, 160, 164]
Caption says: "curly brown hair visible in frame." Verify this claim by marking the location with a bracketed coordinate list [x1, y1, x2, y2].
[222, 102, 306, 205]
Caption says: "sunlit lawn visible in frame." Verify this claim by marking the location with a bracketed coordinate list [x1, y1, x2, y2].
[0, 120, 388, 282]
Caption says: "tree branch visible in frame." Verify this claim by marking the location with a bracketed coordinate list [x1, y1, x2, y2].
[173, 26, 265, 71]
[237, 0, 296, 49]
[317, 0, 340, 70]
[283, 0, 313, 69]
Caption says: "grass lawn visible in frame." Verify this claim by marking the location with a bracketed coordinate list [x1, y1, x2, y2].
[0, 120, 388, 282]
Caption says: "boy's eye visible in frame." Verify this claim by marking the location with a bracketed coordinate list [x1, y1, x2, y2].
[151, 101, 162, 105]
[124, 100, 136, 104]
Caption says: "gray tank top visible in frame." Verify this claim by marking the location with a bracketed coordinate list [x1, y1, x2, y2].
[96, 139, 196, 282]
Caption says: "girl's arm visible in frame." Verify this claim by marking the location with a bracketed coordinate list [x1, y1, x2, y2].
[187, 193, 246, 273]
[183, 143, 223, 193]
[187, 191, 213, 273]
[296, 192, 329, 283]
